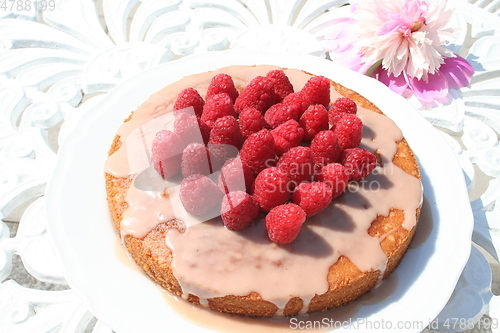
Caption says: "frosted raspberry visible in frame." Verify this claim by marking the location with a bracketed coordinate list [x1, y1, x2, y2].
[240, 129, 276, 175]
[207, 144, 239, 172]
[253, 167, 290, 212]
[264, 102, 302, 129]
[340, 148, 377, 180]
[181, 142, 211, 177]
[299, 104, 329, 141]
[271, 119, 305, 156]
[329, 97, 357, 126]
[221, 191, 260, 231]
[206, 73, 239, 102]
[218, 157, 255, 194]
[277, 146, 314, 188]
[239, 107, 269, 139]
[179, 174, 223, 216]
[234, 76, 276, 114]
[266, 69, 294, 102]
[201, 93, 237, 129]
[282, 92, 310, 117]
[310, 130, 341, 167]
[151, 130, 183, 178]
[208, 115, 243, 149]
[292, 182, 333, 217]
[174, 112, 210, 146]
[316, 163, 349, 198]
[332, 113, 363, 151]
[173, 88, 204, 117]
[265, 203, 306, 244]
[299, 76, 331, 108]
[333, 97, 357, 114]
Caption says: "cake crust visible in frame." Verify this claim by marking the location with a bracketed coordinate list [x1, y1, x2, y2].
[105, 68, 421, 317]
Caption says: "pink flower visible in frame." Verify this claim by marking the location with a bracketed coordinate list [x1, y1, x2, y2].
[322, 0, 474, 105]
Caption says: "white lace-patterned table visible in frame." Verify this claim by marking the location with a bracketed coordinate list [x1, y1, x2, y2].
[0, 0, 499, 332]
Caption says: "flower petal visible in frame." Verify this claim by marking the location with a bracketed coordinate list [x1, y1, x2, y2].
[407, 71, 449, 103]
[373, 67, 409, 95]
[440, 55, 474, 90]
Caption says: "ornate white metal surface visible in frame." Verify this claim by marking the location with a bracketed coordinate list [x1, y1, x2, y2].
[0, 0, 499, 332]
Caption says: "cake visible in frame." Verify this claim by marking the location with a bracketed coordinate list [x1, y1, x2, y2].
[104, 65, 423, 317]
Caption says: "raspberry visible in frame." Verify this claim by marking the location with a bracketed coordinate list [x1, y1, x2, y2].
[234, 76, 275, 114]
[252, 167, 290, 212]
[282, 92, 310, 117]
[329, 97, 357, 126]
[206, 73, 239, 102]
[266, 69, 294, 102]
[310, 130, 341, 167]
[218, 157, 255, 194]
[221, 191, 260, 231]
[174, 113, 210, 146]
[271, 119, 305, 156]
[332, 113, 363, 151]
[181, 142, 211, 177]
[207, 143, 238, 172]
[239, 107, 269, 139]
[292, 182, 333, 217]
[277, 146, 314, 188]
[316, 163, 349, 198]
[333, 97, 357, 114]
[264, 102, 302, 129]
[151, 130, 183, 178]
[173, 88, 204, 117]
[299, 104, 329, 141]
[208, 115, 243, 149]
[240, 129, 276, 175]
[179, 174, 223, 216]
[340, 148, 377, 180]
[201, 93, 237, 129]
[299, 76, 330, 108]
[265, 203, 306, 244]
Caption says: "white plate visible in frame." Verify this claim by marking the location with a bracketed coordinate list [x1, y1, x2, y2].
[46, 50, 473, 333]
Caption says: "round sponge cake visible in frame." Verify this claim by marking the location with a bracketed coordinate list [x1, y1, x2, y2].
[105, 65, 422, 317]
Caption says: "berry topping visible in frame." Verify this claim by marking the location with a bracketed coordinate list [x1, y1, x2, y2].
[266, 69, 294, 102]
[252, 167, 290, 212]
[293, 182, 333, 217]
[277, 146, 314, 188]
[329, 97, 357, 126]
[332, 113, 363, 151]
[206, 73, 239, 102]
[221, 191, 260, 231]
[151, 130, 183, 178]
[333, 97, 357, 114]
[209, 115, 243, 149]
[239, 107, 269, 139]
[282, 92, 310, 117]
[264, 102, 302, 129]
[299, 76, 331, 108]
[310, 130, 341, 167]
[218, 157, 255, 194]
[271, 119, 305, 156]
[316, 163, 350, 199]
[207, 143, 238, 172]
[174, 112, 210, 146]
[234, 76, 276, 114]
[173, 88, 204, 117]
[201, 93, 237, 129]
[299, 104, 329, 141]
[240, 129, 276, 175]
[340, 148, 378, 180]
[179, 174, 223, 216]
[265, 203, 306, 244]
[181, 142, 211, 177]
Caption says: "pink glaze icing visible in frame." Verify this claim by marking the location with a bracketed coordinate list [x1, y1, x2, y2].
[104, 65, 423, 315]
